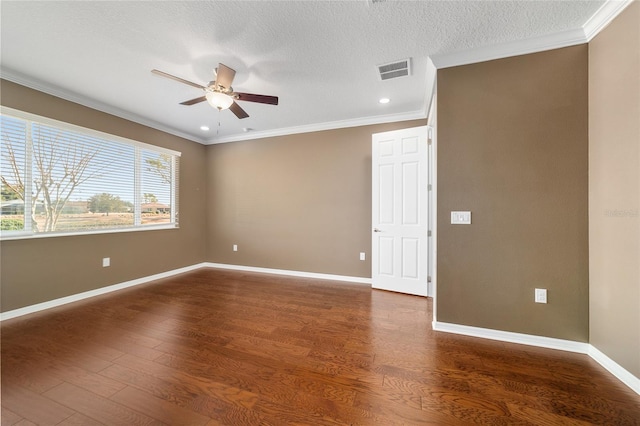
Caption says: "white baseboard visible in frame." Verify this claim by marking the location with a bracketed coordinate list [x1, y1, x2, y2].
[204, 262, 372, 285]
[3, 264, 637, 396]
[432, 321, 589, 353]
[433, 320, 640, 396]
[0, 263, 371, 321]
[588, 345, 640, 395]
[0, 263, 208, 321]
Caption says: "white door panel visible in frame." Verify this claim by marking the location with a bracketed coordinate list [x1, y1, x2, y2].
[372, 126, 428, 297]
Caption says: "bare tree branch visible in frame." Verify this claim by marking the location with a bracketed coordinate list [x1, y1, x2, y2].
[0, 132, 25, 200]
[145, 154, 172, 184]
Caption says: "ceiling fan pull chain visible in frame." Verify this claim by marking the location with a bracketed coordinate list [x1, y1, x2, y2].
[217, 109, 221, 136]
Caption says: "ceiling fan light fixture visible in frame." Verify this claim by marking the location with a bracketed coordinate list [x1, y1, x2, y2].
[206, 91, 234, 110]
[153, 63, 277, 119]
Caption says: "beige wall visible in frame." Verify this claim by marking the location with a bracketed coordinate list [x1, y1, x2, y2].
[0, 78, 423, 312]
[0, 80, 208, 312]
[206, 121, 425, 277]
[2, 6, 636, 382]
[437, 45, 590, 341]
[589, 2, 640, 377]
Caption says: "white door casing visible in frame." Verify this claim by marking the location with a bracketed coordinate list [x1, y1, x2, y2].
[372, 126, 429, 297]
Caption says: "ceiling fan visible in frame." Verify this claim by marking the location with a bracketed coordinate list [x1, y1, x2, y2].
[151, 63, 278, 119]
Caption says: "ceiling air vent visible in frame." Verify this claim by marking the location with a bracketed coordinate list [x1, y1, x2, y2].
[377, 59, 411, 81]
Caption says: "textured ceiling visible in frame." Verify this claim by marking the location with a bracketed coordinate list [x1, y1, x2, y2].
[1, 1, 606, 144]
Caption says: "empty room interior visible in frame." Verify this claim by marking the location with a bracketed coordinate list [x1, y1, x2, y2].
[1, 1, 638, 425]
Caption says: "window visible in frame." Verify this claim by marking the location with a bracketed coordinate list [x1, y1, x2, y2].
[0, 107, 180, 239]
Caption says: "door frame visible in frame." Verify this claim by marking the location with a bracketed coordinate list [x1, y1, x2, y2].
[426, 94, 437, 312]
[425, 57, 438, 318]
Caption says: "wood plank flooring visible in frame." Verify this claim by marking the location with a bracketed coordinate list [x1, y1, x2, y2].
[2, 269, 639, 425]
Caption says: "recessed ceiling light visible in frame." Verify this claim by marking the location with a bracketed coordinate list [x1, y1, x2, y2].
[200, 126, 210, 131]
[379, 98, 390, 104]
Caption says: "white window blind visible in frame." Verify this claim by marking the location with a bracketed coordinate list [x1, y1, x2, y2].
[0, 107, 180, 239]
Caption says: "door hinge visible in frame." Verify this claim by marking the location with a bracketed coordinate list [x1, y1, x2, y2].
[427, 276, 432, 283]
[427, 184, 432, 191]
[427, 230, 432, 237]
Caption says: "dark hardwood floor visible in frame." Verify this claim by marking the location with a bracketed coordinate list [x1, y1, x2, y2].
[2, 269, 639, 425]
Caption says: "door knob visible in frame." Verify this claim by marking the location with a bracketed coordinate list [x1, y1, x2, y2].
[373, 228, 382, 232]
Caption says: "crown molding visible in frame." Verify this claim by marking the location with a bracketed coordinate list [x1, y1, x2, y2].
[205, 110, 428, 144]
[2, 0, 630, 144]
[2, 67, 426, 146]
[430, 27, 587, 70]
[0, 68, 207, 144]
[430, 0, 633, 70]
[583, 0, 634, 41]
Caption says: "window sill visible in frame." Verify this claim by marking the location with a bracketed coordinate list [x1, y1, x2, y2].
[0, 223, 179, 241]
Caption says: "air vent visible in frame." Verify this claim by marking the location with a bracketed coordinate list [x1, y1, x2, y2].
[377, 59, 411, 81]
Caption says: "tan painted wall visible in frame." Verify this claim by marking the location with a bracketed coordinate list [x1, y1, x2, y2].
[436, 45, 589, 341]
[589, 2, 640, 377]
[0, 80, 208, 312]
[206, 120, 425, 277]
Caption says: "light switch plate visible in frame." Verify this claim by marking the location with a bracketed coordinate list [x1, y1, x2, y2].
[451, 211, 471, 224]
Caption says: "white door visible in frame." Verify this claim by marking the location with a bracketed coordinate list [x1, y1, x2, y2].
[372, 126, 429, 296]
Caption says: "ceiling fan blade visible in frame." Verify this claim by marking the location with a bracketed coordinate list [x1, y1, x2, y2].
[234, 92, 279, 105]
[180, 96, 207, 106]
[215, 63, 236, 90]
[229, 102, 249, 119]
[151, 69, 205, 90]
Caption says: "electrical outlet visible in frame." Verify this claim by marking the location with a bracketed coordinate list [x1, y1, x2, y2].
[233, 244, 238, 252]
[359, 252, 366, 261]
[102, 257, 110, 267]
[535, 288, 547, 303]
